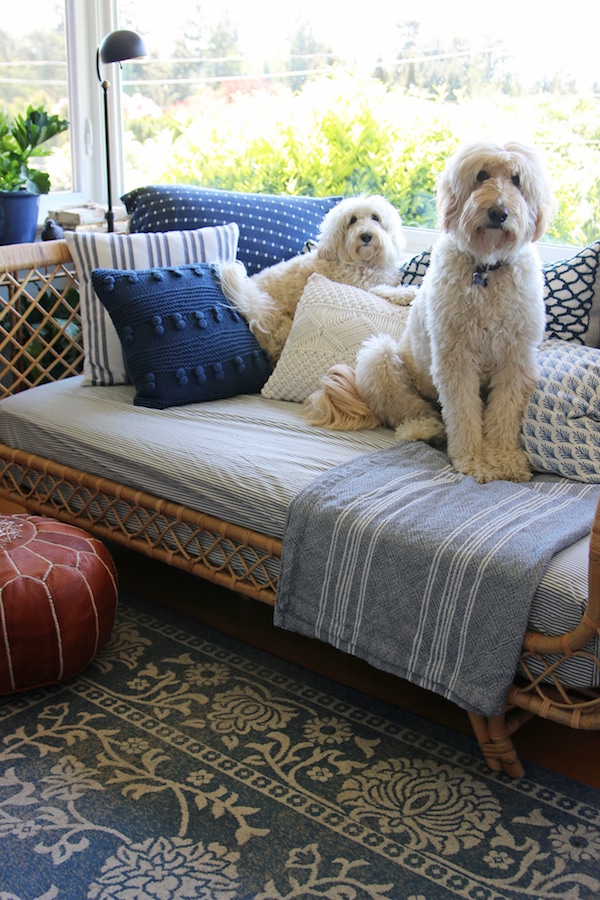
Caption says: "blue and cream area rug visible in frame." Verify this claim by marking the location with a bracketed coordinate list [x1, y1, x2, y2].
[1, 592, 599, 900]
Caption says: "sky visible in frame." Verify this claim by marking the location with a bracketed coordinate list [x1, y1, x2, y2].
[130, 0, 600, 89]
[4, 0, 600, 89]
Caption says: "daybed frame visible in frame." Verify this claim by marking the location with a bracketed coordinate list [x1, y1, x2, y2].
[1, 238, 600, 778]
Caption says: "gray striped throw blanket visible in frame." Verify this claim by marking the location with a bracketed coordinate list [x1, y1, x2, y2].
[274, 442, 600, 716]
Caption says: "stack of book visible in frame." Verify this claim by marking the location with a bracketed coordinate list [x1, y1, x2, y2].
[48, 203, 129, 232]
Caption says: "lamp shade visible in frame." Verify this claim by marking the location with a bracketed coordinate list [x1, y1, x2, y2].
[99, 29, 147, 66]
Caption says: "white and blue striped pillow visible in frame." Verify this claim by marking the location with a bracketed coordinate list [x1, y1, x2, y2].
[66, 223, 239, 386]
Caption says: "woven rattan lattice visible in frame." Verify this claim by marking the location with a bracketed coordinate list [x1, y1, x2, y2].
[1, 241, 83, 397]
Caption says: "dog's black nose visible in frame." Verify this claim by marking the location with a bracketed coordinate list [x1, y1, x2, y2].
[488, 206, 508, 227]
[360, 233, 372, 244]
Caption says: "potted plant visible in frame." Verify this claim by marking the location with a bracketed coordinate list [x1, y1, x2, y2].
[0, 104, 69, 245]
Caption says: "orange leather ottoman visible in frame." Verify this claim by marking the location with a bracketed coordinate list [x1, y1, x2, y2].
[0, 514, 118, 695]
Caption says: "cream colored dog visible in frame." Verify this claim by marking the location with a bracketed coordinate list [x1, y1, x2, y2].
[304, 141, 554, 483]
[219, 195, 416, 364]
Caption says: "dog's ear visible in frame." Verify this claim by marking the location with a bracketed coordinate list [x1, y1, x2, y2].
[381, 208, 407, 253]
[507, 142, 555, 243]
[315, 203, 343, 260]
[436, 174, 458, 234]
[530, 179, 555, 242]
[316, 229, 341, 260]
[532, 208, 550, 243]
[316, 241, 339, 261]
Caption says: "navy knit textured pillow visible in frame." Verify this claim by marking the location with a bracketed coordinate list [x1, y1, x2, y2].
[122, 185, 342, 275]
[91, 263, 272, 409]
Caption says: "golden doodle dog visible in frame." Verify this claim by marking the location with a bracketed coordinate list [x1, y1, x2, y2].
[219, 195, 417, 364]
[304, 141, 554, 483]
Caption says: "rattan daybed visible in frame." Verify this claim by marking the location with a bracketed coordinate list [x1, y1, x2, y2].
[1, 237, 600, 779]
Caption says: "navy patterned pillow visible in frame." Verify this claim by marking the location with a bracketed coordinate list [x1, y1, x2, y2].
[397, 242, 600, 347]
[398, 248, 431, 285]
[542, 242, 600, 346]
[522, 339, 600, 482]
[91, 263, 272, 409]
[122, 185, 343, 276]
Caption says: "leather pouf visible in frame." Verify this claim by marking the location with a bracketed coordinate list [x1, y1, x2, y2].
[0, 514, 118, 695]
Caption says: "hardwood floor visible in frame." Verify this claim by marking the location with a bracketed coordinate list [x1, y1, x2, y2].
[111, 545, 600, 791]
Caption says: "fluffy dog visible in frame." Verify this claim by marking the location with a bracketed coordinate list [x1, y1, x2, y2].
[304, 141, 554, 483]
[219, 195, 417, 364]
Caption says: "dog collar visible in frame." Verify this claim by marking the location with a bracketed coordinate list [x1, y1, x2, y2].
[473, 262, 503, 286]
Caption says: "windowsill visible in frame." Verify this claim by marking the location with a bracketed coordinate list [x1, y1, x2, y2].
[403, 225, 578, 264]
[33, 205, 581, 263]
[38, 192, 92, 222]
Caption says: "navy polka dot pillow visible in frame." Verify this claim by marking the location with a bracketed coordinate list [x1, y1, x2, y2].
[91, 263, 272, 409]
[122, 185, 343, 276]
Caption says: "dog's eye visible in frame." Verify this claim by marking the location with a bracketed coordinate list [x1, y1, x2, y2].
[511, 173, 521, 187]
[476, 170, 490, 183]
[349, 216, 357, 225]
[371, 214, 381, 223]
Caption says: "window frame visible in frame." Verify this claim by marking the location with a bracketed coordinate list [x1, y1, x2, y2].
[39, 0, 120, 222]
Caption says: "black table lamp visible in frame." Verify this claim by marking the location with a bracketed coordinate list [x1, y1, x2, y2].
[96, 30, 147, 232]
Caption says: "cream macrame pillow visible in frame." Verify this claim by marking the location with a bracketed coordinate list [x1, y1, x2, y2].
[261, 273, 411, 403]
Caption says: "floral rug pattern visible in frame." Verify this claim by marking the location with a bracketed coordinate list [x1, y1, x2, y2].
[1, 593, 599, 899]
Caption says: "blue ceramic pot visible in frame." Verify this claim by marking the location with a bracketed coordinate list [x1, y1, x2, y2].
[0, 191, 41, 245]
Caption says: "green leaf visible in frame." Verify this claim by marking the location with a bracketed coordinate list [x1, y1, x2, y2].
[0, 104, 68, 193]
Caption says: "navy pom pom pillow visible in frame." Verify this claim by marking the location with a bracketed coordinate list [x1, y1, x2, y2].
[91, 263, 272, 409]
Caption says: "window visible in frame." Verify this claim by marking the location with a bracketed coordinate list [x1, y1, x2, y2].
[116, 0, 600, 252]
[0, 0, 111, 220]
[0, 3, 70, 199]
[1, 0, 598, 254]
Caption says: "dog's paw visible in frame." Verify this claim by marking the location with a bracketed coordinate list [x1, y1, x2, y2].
[453, 455, 500, 484]
[454, 450, 532, 484]
[370, 284, 418, 306]
[486, 449, 532, 483]
[395, 416, 446, 444]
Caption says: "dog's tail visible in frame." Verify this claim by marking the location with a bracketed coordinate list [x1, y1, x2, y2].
[302, 364, 381, 431]
[218, 262, 276, 336]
